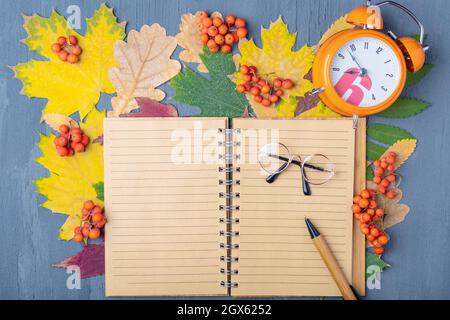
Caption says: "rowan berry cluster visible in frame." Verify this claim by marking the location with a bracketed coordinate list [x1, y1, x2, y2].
[51, 35, 82, 64]
[372, 151, 399, 199]
[72, 200, 106, 243]
[53, 125, 89, 157]
[352, 189, 389, 255]
[236, 65, 294, 107]
[199, 11, 248, 53]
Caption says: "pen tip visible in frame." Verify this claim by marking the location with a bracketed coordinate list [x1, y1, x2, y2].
[304, 217, 320, 239]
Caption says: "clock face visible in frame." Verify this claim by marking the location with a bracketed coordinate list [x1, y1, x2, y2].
[330, 36, 402, 108]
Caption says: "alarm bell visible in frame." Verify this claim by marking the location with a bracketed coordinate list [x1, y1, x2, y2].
[346, 1, 428, 73]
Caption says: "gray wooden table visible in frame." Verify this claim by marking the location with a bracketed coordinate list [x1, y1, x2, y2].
[0, 0, 449, 300]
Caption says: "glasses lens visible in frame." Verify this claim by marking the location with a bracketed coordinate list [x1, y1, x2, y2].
[258, 143, 291, 175]
[302, 154, 335, 185]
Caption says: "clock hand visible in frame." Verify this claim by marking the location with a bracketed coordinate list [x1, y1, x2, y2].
[347, 50, 368, 77]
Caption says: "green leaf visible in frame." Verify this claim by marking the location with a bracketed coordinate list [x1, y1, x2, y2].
[367, 142, 387, 161]
[368, 124, 415, 145]
[170, 48, 249, 118]
[93, 181, 104, 201]
[366, 251, 391, 279]
[406, 64, 433, 87]
[377, 97, 430, 118]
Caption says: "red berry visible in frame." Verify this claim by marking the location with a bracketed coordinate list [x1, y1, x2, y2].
[273, 78, 282, 88]
[269, 95, 279, 103]
[236, 27, 248, 39]
[386, 190, 396, 199]
[58, 50, 68, 62]
[92, 213, 103, 224]
[55, 136, 68, 147]
[254, 95, 263, 103]
[81, 134, 89, 146]
[68, 35, 78, 45]
[236, 85, 246, 93]
[59, 124, 70, 134]
[73, 142, 85, 153]
[67, 53, 79, 64]
[248, 66, 257, 74]
[240, 65, 250, 74]
[224, 33, 234, 45]
[373, 246, 384, 255]
[57, 36, 67, 46]
[73, 233, 84, 242]
[282, 79, 294, 89]
[250, 86, 261, 96]
[261, 99, 271, 107]
[218, 24, 228, 35]
[84, 200, 95, 210]
[51, 43, 61, 53]
[225, 15, 236, 26]
[275, 89, 284, 96]
[88, 228, 100, 239]
[260, 85, 271, 94]
[56, 146, 69, 156]
[212, 17, 223, 27]
[235, 18, 246, 28]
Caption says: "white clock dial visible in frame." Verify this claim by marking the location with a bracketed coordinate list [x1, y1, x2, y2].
[330, 36, 402, 108]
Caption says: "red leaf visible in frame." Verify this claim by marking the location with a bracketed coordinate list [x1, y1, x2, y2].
[52, 244, 105, 279]
[120, 97, 178, 117]
[92, 135, 104, 145]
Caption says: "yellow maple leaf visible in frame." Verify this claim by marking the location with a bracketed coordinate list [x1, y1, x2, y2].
[315, 15, 353, 50]
[381, 139, 417, 169]
[35, 109, 105, 240]
[13, 4, 126, 119]
[239, 17, 315, 118]
[108, 24, 181, 117]
[298, 101, 342, 118]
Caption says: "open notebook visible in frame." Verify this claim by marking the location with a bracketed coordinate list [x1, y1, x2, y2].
[104, 117, 358, 297]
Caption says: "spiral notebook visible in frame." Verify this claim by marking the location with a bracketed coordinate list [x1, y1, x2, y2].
[103, 117, 365, 297]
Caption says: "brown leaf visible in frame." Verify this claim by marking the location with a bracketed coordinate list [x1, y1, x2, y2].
[41, 113, 79, 132]
[52, 244, 104, 279]
[177, 11, 223, 73]
[367, 181, 410, 230]
[108, 24, 181, 116]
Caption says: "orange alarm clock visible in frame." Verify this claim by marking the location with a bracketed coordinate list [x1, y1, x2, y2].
[312, 1, 429, 117]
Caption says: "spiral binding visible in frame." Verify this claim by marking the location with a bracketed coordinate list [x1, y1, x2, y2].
[220, 281, 238, 288]
[218, 127, 241, 292]
[219, 192, 240, 199]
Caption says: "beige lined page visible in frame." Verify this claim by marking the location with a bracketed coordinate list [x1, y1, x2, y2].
[104, 118, 228, 296]
[231, 118, 355, 297]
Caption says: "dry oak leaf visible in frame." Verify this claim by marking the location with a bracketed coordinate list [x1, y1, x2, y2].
[381, 139, 417, 170]
[108, 24, 181, 117]
[35, 108, 105, 240]
[367, 182, 410, 230]
[239, 17, 315, 118]
[314, 14, 353, 50]
[13, 4, 126, 119]
[41, 113, 79, 132]
[176, 11, 223, 73]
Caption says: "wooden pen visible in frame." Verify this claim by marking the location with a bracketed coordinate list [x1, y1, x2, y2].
[305, 218, 357, 300]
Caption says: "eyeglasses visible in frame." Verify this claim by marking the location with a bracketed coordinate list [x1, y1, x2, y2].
[257, 143, 335, 196]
